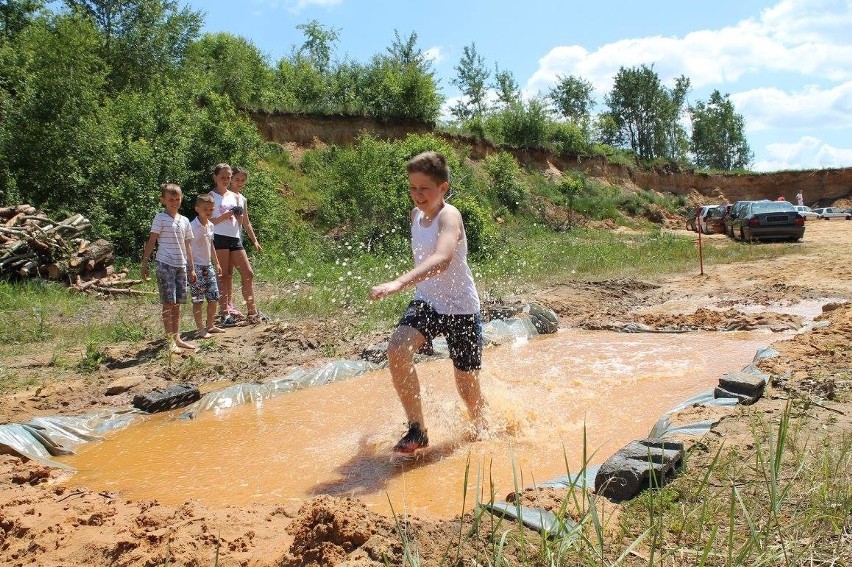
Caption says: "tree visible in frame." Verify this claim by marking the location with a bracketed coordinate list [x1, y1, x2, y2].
[61, 0, 202, 91]
[295, 19, 339, 73]
[361, 30, 442, 122]
[690, 89, 753, 170]
[4, 14, 109, 213]
[385, 29, 423, 67]
[183, 32, 276, 109]
[450, 42, 489, 123]
[548, 74, 594, 127]
[493, 64, 520, 107]
[602, 64, 690, 161]
[0, 0, 44, 39]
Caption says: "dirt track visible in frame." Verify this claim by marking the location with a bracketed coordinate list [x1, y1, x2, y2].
[1, 220, 850, 566]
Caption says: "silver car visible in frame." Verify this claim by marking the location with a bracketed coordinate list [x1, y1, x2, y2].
[812, 207, 851, 220]
[793, 205, 819, 220]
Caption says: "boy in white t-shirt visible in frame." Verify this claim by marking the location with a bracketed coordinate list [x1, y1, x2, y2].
[141, 183, 198, 353]
[189, 194, 225, 339]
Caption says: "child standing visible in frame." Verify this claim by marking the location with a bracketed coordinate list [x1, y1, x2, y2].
[208, 163, 263, 325]
[189, 194, 225, 338]
[223, 166, 265, 321]
[141, 183, 198, 353]
[369, 151, 488, 453]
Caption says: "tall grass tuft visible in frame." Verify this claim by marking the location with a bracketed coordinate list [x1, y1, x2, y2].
[388, 401, 850, 565]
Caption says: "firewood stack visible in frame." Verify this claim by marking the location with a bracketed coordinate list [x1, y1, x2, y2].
[0, 204, 150, 296]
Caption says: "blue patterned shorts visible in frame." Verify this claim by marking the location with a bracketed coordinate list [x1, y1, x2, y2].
[190, 264, 220, 304]
[155, 261, 187, 305]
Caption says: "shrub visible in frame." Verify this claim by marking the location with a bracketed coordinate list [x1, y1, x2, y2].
[482, 151, 526, 213]
[452, 192, 494, 259]
[548, 121, 590, 156]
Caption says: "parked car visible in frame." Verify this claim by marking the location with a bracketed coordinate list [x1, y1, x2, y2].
[725, 200, 756, 238]
[793, 205, 819, 220]
[698, 204, 731, 234]
[736, 200, 805, 242]
[812, 207, 851, 220]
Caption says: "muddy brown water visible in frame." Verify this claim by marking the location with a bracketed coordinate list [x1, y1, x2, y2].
[57, 327, 788, 519]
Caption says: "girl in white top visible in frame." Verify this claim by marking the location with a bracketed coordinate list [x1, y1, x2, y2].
[370, 151, 487, 453]
[208, 163, 262, 324]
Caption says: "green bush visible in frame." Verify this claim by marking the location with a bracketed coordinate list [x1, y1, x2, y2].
[488, 98, 550, 149]
[482, 151, 526, 213]
[548, 120, 590, 156]
[452, 192, 494, 259]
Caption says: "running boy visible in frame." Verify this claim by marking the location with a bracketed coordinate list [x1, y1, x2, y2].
[141, 183, 198, 353]
[369, 151, 487, 453]
[189, 194, 225, 338]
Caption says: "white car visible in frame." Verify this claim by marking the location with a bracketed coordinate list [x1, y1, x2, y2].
[812, 207, 851, 220]
[793, 205, 819, 220]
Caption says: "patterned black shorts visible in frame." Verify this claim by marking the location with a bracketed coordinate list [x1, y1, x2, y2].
[398, 300, 482, 372]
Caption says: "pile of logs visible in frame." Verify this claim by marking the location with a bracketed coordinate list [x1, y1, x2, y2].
[0, 204, 150, 296]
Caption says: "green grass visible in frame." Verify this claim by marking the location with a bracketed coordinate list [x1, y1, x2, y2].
[407, 400, 850, 565]
[0, 225, 805, 366]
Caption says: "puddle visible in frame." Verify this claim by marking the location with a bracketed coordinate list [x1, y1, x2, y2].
[57, 328, 779, 519]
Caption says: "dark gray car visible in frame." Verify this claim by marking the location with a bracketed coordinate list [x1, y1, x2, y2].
[725, 200, 755, 238]
[736, 200, 805, 242]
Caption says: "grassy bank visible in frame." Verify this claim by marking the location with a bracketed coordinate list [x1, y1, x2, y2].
[0, 225, 803, 383]
[429, 401, 851, 565]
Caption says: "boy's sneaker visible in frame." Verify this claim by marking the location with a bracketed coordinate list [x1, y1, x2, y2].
[220, 315, 238, 328]
[393, 422, 429, 454]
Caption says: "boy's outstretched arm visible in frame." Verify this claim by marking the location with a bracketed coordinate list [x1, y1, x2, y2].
[369, 208, 462, 300]
[140, 232, 158, 281]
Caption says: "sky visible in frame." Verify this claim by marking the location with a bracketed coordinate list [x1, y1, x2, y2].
[186, 0, 852, 172]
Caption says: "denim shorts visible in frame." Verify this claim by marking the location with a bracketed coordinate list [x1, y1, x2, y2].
[155, 261, 187, 305]
[190, 264, 220, 304]
[398, 300, 482, 372]
[213, 233, 243, 251]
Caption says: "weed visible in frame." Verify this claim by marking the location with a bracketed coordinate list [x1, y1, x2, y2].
[77, 342, 105, 373]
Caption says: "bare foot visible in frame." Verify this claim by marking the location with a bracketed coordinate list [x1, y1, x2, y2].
[168, 342, 183, 354]
[195, 329, 212, 339]
[175, 338, 197, 350]
[207, 326, 225, 334]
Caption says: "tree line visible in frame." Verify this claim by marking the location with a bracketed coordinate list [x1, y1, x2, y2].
[0, 0, 751, 258]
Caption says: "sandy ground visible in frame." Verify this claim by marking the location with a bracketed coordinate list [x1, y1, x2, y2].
[1, 220, 850, 566]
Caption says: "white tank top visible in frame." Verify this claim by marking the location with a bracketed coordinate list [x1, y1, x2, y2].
[209, 190, 241, 238]
[412, 205, 480, 315]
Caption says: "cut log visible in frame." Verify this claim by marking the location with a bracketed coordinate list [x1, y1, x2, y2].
[18, 260, 40, 277]
[0, 204, 37, 219]
[91, 286, 156, 296]
[46, 260, 70, 280]
[70, 238, 113, 269]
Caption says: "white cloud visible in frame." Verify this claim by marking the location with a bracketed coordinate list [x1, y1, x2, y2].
[526, 0, 852, 95]
[524, 0, 852, 170]
[424, 46, 444, 65]
[733, 82, 852, 131]
[754, 136, 852, 171]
